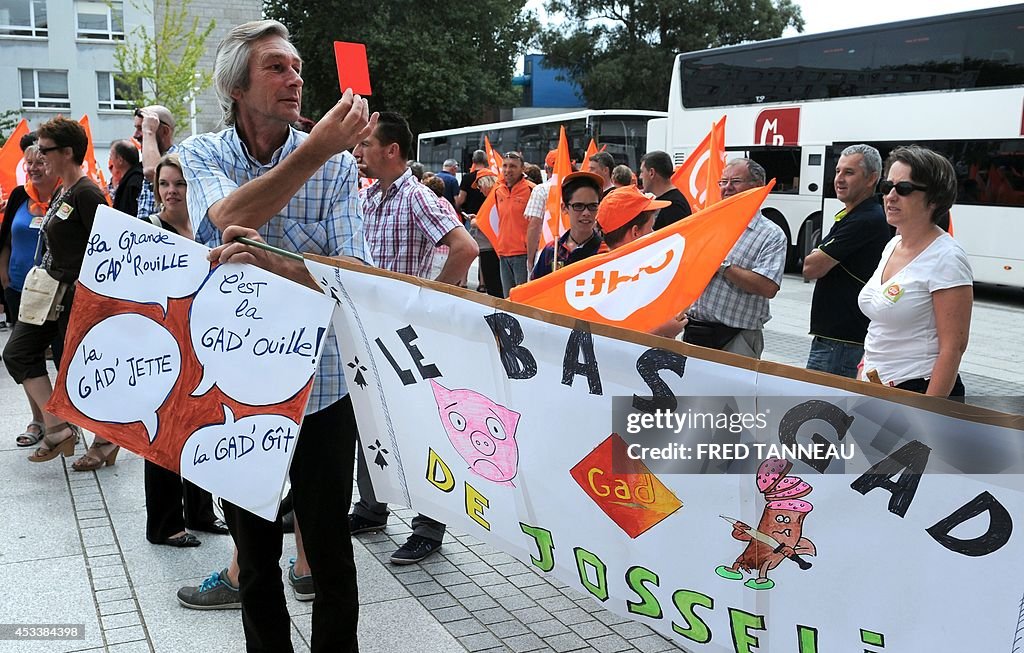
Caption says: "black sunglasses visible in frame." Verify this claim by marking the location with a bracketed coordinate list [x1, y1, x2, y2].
[880, 180, 927, 196]
[503, 151, 523, 161]
[37, 144, 65, 154]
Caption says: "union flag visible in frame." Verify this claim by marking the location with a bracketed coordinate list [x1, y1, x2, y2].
[671, 117, 726, 211]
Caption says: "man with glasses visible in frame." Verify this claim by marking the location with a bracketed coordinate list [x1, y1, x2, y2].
[132, 105, 176, 219]
[682, 158, 786, 358]
[494, 151, 535, 296]
[802, 144, 889, 378]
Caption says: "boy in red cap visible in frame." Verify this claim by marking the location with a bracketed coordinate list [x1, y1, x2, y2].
[596, 185, 669, 249]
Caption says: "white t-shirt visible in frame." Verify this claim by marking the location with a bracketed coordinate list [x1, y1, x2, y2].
[858, 233, 972, 386]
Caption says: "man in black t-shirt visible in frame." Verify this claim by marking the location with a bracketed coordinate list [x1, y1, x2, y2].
[455, 149, 488, 216]
[639, 150, 692, 230]
[803, 144, 891, 378]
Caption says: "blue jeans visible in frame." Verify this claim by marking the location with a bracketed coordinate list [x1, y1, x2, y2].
[498, 255, 528, 298]
[806, 336, 863, 379]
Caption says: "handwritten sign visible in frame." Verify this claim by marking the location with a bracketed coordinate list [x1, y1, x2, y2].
[306, 256, 1024, 653]
[49, 206, 336, 520]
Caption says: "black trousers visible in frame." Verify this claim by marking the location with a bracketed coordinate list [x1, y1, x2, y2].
[896, 374, 966, 401]
[223, 396, 359, 653]
[478, 249, 503, 298]
[144, 460, 217, 542]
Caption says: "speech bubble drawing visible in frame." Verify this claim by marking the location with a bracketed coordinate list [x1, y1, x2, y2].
[180, 406, 301, 520]
[66, 313, 181, 442]
[80, 205, 210, 314]
[189, 262, 332, 406]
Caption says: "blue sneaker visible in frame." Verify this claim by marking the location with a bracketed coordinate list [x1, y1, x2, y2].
[176, 569, 240, 610]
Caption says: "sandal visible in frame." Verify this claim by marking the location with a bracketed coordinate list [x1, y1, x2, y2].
[15, 421, 45, 447]
[28, 423, 79, 463]
[71, 438, 120, 472]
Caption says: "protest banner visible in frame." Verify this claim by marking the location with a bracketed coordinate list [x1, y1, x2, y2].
[306, 255, 1024, 653]
[48, 206, 336, 519]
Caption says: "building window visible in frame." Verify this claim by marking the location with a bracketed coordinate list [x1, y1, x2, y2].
[0, 0, 48, 37]
[97, 72, 136, 110]
[76, 0, 124, 41]
[20, 69, 70, 109]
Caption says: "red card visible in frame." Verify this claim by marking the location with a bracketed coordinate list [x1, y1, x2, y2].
[333, 41, 372, 96]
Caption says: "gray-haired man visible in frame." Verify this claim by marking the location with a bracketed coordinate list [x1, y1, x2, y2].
[803, 144, 890, 377]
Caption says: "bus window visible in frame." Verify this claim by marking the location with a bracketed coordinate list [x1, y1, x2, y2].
[749, 147, 801, 194]
[966, 15, 1024, 88]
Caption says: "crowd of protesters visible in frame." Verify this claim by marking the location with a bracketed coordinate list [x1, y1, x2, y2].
[0, 17, 974, 653]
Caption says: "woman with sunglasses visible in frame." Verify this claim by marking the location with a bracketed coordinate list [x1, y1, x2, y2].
[1, 144, 61, 447]
[858, 145, 973, 398]
[3, 116, 108, 462]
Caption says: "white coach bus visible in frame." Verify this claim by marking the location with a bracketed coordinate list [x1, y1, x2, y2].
[650, 4, 1024, 284]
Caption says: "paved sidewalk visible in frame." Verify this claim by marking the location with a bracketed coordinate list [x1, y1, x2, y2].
[0, 274, 1020, 652]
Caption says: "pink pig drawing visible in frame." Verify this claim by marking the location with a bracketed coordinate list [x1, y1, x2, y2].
[429, 380, 521, 486]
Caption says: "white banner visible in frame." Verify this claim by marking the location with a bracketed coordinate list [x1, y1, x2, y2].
[307, 256, 1024, 653]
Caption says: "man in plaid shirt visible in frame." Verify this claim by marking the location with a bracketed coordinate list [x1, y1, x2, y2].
[179, 19, 375, 652]
[683, 158, 787, 359]
[351, 111, 477, 564]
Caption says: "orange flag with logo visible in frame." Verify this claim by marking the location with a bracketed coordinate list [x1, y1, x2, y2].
[79, 115, 112, 205]
[539, 126, 572, 247]
[484, 136, 504, 178]
[0, 119, 30, 200]
[475, 187, 500, 249]
[671, 116, 726, 211]
[509, 181, 773, 333]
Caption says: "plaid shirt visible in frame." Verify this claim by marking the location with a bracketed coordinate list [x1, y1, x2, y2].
[524, 180, 551, 220]
[687, 213, 787, 330]
[361, 168, 462, 278]
[178, 126, 371, 414]
[135, 144, 178, 219]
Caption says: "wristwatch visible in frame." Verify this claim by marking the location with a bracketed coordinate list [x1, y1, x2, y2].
[719, 260, 731, 274]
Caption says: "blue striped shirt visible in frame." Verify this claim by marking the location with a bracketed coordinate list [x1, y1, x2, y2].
[179, 126, 371, 414]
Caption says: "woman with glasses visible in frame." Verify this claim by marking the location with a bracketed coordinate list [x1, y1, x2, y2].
[3, 116, 107, 462]
[531, 172, 607, 279]
[1, 144, 62, 447]
[858, 145, 973, 398]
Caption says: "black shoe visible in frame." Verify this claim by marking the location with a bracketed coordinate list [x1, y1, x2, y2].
[160, 532, 201, 548]
[390, 535, 441, 565]
[189, 518, 229, 535]
[348, 513, 386, 535]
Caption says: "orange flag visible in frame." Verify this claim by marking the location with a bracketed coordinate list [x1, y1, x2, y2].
[0, 119, 30, 199]
[474, 188, 500, 249]
[79, 115, 112, 205]
[539, 126, 572, 248]
[585, 138, 599, 163]
[484, 136, 504, 178]
[509, 181, 773, 333]
[671, 116, 726, 211]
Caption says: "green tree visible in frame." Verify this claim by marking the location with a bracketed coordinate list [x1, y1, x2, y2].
[0, 110, 20, 148]
[114, 0, 216, 129]
[264, 0, 537, 137]
[540, 0, 804, 110]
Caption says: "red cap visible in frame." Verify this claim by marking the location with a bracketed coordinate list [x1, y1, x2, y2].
[545, 149, 558, 168]
[596, 186, 670, 234]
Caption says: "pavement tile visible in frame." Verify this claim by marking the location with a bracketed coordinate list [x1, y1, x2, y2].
[473, 606, 513, 625]
[545, 632, 590, 652]
[554, 606, 596, 626]
[503, 632, 549, 652]
[588, 633, 634, 653]
[106, 642, 154, 653]
[457, 594, 500, 611]
[460, 631, 503, 652]
[418, 592, 460, 610]
[483, 583, 526, 599]
[405, 580, 447, 597]
[507, 572, 549, 588]
[495, 593, 536, 611]
[93, 573, 131, 591]
[535, 595, 577, 613]
[420, 559, 459, 575]
[593, 609, 632, 626]
[433, 571, 472, 586]
[629, 633, 683, 652]
[522, 583, 562, 600]
[97, 598, 138, 616]
[356, 597, 467, 653]
[457, 560, 494, 576]
[527, 618, 571, 638]
[570, 620, 614, 639]
[443, 617, 489, 637]
[392, 569, 432, 584]
[487, 619, 532, 638]
[611, 621, 657, 639]
[432, 605, 473, 623]
[101, 612, 142, 630]
[444, 551, 482, 566]
[449, 582, 487, 599]
[104, 624, 148, 645]
[95, 587, 134, 603]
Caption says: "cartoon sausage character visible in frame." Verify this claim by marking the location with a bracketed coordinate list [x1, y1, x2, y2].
[716, 458, 816, 590]
[430, 380, 521, 486]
